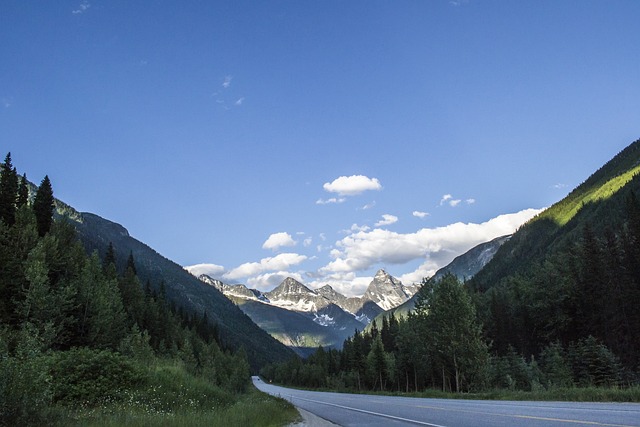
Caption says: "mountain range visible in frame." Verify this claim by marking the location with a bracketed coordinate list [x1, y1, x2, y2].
[192, 269, 419, 355]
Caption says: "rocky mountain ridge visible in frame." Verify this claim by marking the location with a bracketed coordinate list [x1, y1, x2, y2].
[191, 269, 413, 353]
[195, 269, 412, 320]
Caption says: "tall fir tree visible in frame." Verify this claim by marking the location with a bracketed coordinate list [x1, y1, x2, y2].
[16, 173, 29, 208]
[33, 175, 54, 237]
[0, 152, 19, 226]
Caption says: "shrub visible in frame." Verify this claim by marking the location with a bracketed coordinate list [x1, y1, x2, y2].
[0, 326, 54, 426]
[50, 348, 146, 405]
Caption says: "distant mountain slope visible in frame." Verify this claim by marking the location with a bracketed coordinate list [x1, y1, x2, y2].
[66, 212, 295, 370]
[433, 235, 511, 282]
[471, 138, 640, 292]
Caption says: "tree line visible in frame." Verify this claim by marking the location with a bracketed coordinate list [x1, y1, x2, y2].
[0, 153, 250, 425]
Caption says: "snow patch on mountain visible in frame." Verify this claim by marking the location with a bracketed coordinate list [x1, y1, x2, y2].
[313, 314, 335, 327]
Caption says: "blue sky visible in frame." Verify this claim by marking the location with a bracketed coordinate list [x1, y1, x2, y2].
[2, 1, 639, 296]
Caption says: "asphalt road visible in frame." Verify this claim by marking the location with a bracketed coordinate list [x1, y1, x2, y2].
[253, 377, 640, 427]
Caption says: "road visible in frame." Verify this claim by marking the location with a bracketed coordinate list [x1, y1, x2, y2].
[253, 377, 640, 427]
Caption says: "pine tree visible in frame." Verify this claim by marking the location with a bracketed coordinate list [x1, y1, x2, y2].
[103, 242, 118, 280]
[17, 173, 29, 208]
[0, 153, 19, 226]
[32, 175, 54, 237]
[426, 274, 490, 392]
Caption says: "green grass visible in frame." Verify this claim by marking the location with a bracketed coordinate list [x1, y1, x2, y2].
[53, 361, 300, 427]
[387, 386, 640, 402]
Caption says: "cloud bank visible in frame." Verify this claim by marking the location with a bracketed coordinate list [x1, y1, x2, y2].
[224, 253, 308, 281]
[321, 208, 542, 275]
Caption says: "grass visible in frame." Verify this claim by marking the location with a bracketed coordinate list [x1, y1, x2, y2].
[52, 361, 300, 427]
[389, 386, 640, 402]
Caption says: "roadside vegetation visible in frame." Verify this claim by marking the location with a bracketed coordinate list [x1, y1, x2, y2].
[0, 153, 298, 426]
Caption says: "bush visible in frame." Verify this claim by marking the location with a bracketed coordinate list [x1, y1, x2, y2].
[0, 326, 54, 426]
[50, 348, 146, 405]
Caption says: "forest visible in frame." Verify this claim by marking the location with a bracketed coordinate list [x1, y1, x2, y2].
[0, 153, 295, 426]
[261, 144, 640, 396]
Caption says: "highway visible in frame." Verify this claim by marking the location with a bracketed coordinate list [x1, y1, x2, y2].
[252, 377, 640, 427]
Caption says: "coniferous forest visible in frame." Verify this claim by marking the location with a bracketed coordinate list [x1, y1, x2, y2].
[0, 153, 296, 426]
[261, 141, 640, 397]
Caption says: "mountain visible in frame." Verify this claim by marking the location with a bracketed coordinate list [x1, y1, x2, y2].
[471, 139, 640, 292]
[370, 235, 511, 323]
[466, 138, 640, 366]
[432, 234, 511, 282]
[362, 269, 418, 311]
[60, 210, 296, 370]
[264, 277, 333, 312]
[197, 275, 365, 355]
[194, 269, 412, 353]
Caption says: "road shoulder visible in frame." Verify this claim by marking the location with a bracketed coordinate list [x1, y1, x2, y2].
[287, 407, 341, 427]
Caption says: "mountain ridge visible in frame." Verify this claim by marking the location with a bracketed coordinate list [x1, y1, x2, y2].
[192, 269, 413, 352]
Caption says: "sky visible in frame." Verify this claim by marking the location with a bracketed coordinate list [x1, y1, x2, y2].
[2, 1, 639, 296]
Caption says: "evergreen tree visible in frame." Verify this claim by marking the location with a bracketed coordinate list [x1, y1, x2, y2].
[33, 175, 54, 237]
[423, 274, 490, 392]
[367, 335, 390, 390]
[118, 253, 145, 327]
[74, 253, 127, 349]
[16, 173, 29, 208]
[0, 153, 19, 226]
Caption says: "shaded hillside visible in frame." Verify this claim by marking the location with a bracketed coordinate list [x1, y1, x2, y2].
[231, 298, 362, 357]
[69, 212, 295, 370]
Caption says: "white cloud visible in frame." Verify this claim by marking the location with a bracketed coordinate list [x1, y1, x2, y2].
[344, 224, 371, 234]
[246, 271, 306, 292]
[323, 175, 382, 197]
[553, 183, 568, 189]
[72, 1, 90, 14]
[440, 194, 453, 205]
[224, 253, 308, 280]
[235, 97, 245, 106]
[319, 208, 543, 275]
[361, 201, 376, 210]
[413, 211, 429, 219]
[262, 232, 296, 250]
[316, 197, 346, 205]
[440, 193, 473, 207]
[184, 263, 226, 278]
[222, 76, 232, 88]
[303, 237, 313, 247]
[375, 214, 398, 227]
[306, 272, 373, 297]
